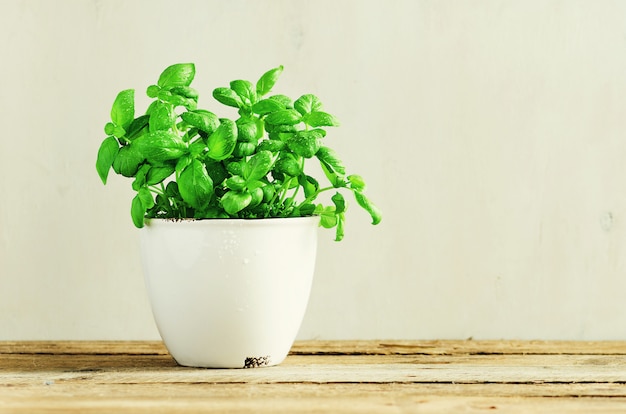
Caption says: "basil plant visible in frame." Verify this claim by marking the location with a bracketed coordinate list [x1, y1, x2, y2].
[96, 64, 380, 241]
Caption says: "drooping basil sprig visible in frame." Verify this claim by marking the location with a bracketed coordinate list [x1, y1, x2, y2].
[96, 64, 381, 241]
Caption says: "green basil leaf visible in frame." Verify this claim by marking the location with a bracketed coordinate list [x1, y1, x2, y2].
[112, 145, 144, 177]
[275, 126, 297, 135]
[146, 165, 175, 185]
[126, 115, 150, 140]
[298, 174, 319, 198]
[132, 164, 151, 191]
[96, 137, 120, 184]
[232, 142, 256, 157]
[275, 153, 301, 177]
[230, 80, 256, 105]
[153, 194, 170, 213]
[331, 192, 346, 214]
[256, 65, 283, 97]
[131, 194, 146, 228]
[257, 139, 285, 153]
[316, 146, 346, 175]
[287, 130, 322, 158]
[133, 130, 188, 163]
[236, 117, 259, 142]
[189, 139, 207, 157]
[348, 174, 366, 191]
[315, 205, 337, 228]
[294, 94, 322, 115]
[165, 181, 180, 198]
[246, 179, 265, 190]
[112, 125, 126, 138]
[265, 109, 301, 126]
[110, 89, 135, 130]
[146, 85, 160, 98]
[104, 122, 115, 136]
[320, 163, 345, 188]
[204, 161, 228, 186]
[251, 98, 285, 115]
[206, 119, 238, 161]
[298, 203, 316, 216]
[180, 110, 219, 135]
[242, 150, 274, 182]
[304, 111, 340, 127]
[148, 101, 176, 132]
[262, 183, 275, 202]
[175, 155, 193, 178]
[354, 191, 382, 225]
[269, 94, 293, 109]
[221, 190, 252, 215]
[157, 63, 195, 89]
[249, 187, 264, 208]
[212, 87, 243, 108]
[225, 159, 243, 176]
[157, 90, 196, 110]
[178, 159, 214, 210]
[138, 187, 155, 209]
[309, 127, 327, 138]
[225, 175, 246, 191]
[334, 212, 345, 241]
[169, 85, 199, 99]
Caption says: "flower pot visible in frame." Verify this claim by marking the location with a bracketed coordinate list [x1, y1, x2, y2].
[140, 216, 319, 368]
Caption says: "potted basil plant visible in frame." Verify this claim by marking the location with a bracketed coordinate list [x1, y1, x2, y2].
[96, 63, 381, 368]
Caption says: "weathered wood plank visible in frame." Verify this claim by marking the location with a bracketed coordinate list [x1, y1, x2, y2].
[3, 353, 626, 375]
[2, 341, 626, 413]
[0, 353, 178, 371]
[0, 341, 167, 355]
[3, 352, 625, 371]
[3, 363, 626, 385]
[291, 340, 626, 355]
[1, 384, 626, 413]
[3, 396, 625, 414]
[4, 382, 626, 399]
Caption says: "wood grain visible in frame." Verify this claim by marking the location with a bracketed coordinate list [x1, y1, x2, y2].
[2, 340, 626, 413]
[290, 339, 626, 355]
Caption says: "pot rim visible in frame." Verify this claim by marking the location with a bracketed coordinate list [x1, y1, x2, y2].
[143, 215, 320, 227]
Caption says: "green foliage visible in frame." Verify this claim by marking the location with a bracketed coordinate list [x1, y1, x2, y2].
[96, 63, 381, 240]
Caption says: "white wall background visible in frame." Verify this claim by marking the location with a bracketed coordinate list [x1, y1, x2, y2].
[2, 0, 626, 340]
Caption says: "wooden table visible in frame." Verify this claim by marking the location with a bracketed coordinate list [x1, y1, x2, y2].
[1, 340, 626, 413]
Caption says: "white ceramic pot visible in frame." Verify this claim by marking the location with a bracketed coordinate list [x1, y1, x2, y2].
[140, 216, 319, 368]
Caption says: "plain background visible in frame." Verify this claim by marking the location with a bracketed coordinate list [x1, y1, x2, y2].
[2, 0, 626, 340]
